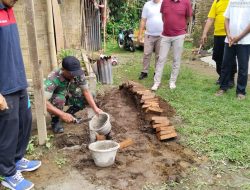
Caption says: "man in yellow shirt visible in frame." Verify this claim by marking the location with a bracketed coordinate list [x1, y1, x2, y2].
[201, 0, 236, 87]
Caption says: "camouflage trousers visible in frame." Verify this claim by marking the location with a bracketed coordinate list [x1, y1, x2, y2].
[49, 88, 87, 111]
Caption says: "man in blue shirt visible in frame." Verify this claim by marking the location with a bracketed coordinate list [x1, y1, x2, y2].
[0, 0, 41, 189]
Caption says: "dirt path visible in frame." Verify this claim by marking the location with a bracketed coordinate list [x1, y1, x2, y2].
[15, 87, 206, 190]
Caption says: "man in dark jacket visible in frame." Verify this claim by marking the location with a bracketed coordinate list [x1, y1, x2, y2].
[0, 0, 41, 189]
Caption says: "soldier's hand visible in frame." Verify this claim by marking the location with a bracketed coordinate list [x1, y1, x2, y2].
[0, 94, 8, 111]
[60, 112, 75, 123]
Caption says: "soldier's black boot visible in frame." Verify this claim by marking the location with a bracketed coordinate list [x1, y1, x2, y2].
[66, 106, 81, 117]
[51, 116, 64, 133]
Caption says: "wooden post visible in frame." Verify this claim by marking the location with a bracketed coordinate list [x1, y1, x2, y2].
[103, 0, 107, 52]
[24, 0, 47, 145]
[52, 0, 64, 52]
[81, 0, 88, 50]
[188, 0, 196, 34]
[46, 0, 58, 70]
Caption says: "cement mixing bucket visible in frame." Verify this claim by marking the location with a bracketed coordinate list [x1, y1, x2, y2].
[88, 140, 120, 167]
[89, 112, 111, 135]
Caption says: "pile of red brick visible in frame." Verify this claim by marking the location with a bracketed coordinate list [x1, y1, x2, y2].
[120, 81, 177, 141]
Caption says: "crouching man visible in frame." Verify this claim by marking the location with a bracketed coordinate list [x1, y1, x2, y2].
[44, 56, 102, 133]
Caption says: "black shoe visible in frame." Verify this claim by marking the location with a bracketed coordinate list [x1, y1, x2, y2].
[229, 80, 235, 89]
[139, 72, 148, 80]
[51, 117, 64, 133]
[66, 106, 81, 117]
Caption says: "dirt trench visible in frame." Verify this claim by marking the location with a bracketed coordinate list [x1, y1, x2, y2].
[52, 87, 202, 190]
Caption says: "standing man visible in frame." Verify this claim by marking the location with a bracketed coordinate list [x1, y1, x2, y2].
[151, 0, 192, 90]
[215, 0, 250, 100]
[201, 0, 237, 87]
[0, 0, 41, 190]
[138, 0, 163, 80]
[44, 56, 102, 133]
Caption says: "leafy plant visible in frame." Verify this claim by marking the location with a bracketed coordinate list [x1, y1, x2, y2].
[26, 136, 38, 155]
[107, 0, 147, 39]
[55, 157, 67, 169]
[45, 134, 54, 149]
[58, 49, 76, 63]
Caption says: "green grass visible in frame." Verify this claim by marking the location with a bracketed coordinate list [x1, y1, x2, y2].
[104, 40, 127, 55]
[108, 41, 250, 168]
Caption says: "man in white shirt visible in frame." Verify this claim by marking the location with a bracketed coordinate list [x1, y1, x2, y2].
[138, 0, 163, 80]
[216, 0, 250, 100]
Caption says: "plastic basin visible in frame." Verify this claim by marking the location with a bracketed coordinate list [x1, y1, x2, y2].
[89, 112, 111, 135]
[88, 140, 120, 167]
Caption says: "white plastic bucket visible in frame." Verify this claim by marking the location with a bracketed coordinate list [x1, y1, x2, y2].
[88, 140, 120, 167]
[89, 112, 111, 135]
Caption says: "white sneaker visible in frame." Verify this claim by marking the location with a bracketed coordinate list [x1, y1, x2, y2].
[151, 83, 159, 91]
[169, 82, 176, 89]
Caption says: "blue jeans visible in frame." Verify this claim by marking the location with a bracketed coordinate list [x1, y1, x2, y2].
[220, 43, 250, 95]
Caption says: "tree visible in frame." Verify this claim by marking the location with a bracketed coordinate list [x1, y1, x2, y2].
[107, 0, 147, 37]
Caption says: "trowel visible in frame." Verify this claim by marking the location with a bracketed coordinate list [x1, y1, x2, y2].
[73, 117, 92, 124]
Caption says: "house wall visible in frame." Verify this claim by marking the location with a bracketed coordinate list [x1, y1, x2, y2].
[14, 0, 82, 79]
[14, 0, 50, 79]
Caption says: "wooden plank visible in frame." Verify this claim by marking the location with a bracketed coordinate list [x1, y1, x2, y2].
[140, 98, 158, 104]
[52, 0, 64, 52]
[103, 0, 107, 52]
[81, 50, 97, 95]
[141, 94, 155, 101]
[152, 117, 170, 125]
[157, 132, 177, 140]
[145, 114, 155, 122]
[152, 123, 170, 129]
[152, 116, 168, 120]
[142, 102, 159, 109]
[155, 126, 175, 132]
[143, 99, 159, 104]
[96, 134, 106, 141]
[25, 0, 47, 145]
[132, 87, 146, 93]
[127, 80, 140, 87]
[157, 129, 176, 136]
[136, 90, 152, 95]
[46, 0, 57, 69]
[145, 106, 163, 114]
[119, 138, 134, 149]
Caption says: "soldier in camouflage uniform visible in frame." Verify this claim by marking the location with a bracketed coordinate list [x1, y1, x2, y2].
[44, 56, 102, 133]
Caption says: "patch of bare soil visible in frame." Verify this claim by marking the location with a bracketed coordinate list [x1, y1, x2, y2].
[183, 59, 217, 78]
[54, 88, 204, 189]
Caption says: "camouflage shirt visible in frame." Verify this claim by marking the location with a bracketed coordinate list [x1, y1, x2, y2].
[44, 69, 88, 101]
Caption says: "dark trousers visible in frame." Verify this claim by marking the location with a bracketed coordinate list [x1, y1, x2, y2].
[220, 43, 250, 95]
[213, 36, 237, 80]
[0, 89, 32, 176]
